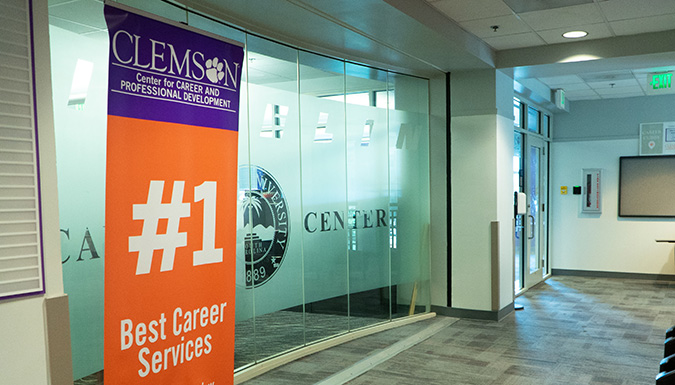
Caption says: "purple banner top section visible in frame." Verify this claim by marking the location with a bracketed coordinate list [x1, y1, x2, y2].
[104, 5, 244, 130]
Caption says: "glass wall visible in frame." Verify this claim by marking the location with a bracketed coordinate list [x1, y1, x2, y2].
[48, 0, 430, 380]
[299, 51, 350, 341]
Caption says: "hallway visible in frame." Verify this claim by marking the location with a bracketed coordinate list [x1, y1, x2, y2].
[245, 276, 675, 384]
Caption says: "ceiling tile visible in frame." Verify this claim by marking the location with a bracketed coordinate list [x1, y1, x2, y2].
[426, 0, 513, 22]
[610, 14, 675, 35]
[597, 91, 646, 99]
[572, 96, 602, 101]
[633, 66, 675, 74]
[482, 32, 545, 50]
[459, 14, 531, 38]
[550, 82, 591, 91]
[503, 0, 597, 13]
[598, 0, 675, 21]
[594, 85, 644, 96]
[578, 70, 634, 82]
[536, 23, 612, 44]
[518, 3, 605, 31]
[587, 78, 639, 89]
[563, 89, 600, 100]
[538, 74, 585, 86]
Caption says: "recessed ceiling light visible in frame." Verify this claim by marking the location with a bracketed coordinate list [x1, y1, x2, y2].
[562, 30, 588, 39]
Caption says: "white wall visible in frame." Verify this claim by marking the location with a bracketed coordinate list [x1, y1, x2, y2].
[0, 298, 49, 383]
[551, 138, 675, 275]
[450, 69, 515, 313]
[451, 113, 497, 311]
[551, 94, 675, 276]
[450, 113, 515, 311]
[554, 94, 675, 142]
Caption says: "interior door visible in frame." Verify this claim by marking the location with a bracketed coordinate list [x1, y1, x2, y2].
[524, 136, 547, 289]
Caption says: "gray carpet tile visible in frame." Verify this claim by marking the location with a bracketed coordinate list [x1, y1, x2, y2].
[248, 276, 675, 384]
[75, 276, 675, 384]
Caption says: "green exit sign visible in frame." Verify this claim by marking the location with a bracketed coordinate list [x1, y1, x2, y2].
[650, 72, 673, 90]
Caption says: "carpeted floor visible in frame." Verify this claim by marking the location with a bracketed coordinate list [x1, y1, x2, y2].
[76, 276, 675, 384]
[246, 276, 675, 384]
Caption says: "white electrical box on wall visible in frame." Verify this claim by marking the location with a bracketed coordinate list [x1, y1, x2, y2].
[581, 168, 602, 214]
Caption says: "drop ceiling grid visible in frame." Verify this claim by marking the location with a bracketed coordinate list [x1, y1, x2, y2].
[598, 0, 675, 21]
[594, 87, 643, 97]
[425, 0, 513, 23]
[460, 14, 530, 39]
[563, 89, 601, 100]
[537, 72, 646, 101]
[426, 0, 675, 49]
[426, 0, 675, 100]
[426, 1, 615, 51]
[610, 14, 675, 35]
[535, 23, 613, 45]
[516, 3, 606, 31]
[482, 32, 544, 50]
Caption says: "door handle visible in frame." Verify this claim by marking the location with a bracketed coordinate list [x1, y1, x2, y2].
[528, 215, 535, 240]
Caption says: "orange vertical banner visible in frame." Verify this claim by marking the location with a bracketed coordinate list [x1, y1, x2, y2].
[103, 4, 243, 384]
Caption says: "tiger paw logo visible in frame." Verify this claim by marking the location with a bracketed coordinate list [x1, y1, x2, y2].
[205, 57, 225, 84]
[237, 166, 289, 288]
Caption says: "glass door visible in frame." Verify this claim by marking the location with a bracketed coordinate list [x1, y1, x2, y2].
[524, 136, 548, 289]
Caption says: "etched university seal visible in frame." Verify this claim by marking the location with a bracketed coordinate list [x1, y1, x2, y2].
[238, 165, 289, 288]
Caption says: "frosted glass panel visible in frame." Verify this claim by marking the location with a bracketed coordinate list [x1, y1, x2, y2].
[241, 35, 304, 361]
[346, 63, 391, 328]
[233, 41, 253, 369]
[388, 73, 430, 318]
[299, 52, 349, 342]
[50, 24, 107, 380]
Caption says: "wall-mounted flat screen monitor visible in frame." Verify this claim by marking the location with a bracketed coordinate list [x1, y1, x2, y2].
[619, 155, 675, 217]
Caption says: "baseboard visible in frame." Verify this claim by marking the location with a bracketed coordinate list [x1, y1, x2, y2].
[552, 268, 675, 281]
[431, 303, 513, 321]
